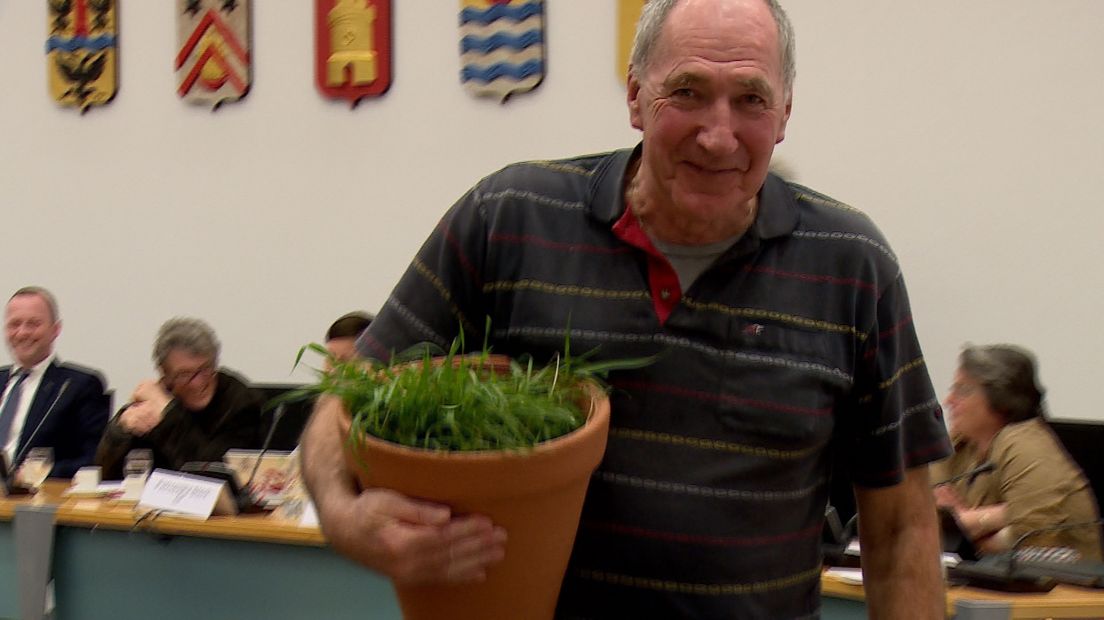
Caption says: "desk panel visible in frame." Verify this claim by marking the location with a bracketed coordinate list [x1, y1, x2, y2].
[52, 526, 402, 620]
[822, 570, 1104, 619]
[0, 520, 16, 620]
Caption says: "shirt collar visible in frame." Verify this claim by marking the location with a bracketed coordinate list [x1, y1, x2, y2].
[586, 143, 799, 240]
[12, 354, 54, 380]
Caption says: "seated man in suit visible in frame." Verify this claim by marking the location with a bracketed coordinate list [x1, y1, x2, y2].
[1, 286, 110, 478]
[95, 317, 264, 479]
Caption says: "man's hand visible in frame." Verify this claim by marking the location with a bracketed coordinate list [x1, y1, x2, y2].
[321, 487, 508, 585]
[117, 400, 164, 436]
[933, 484, 966, 513]
[117, 380, 172, 436]
[131, 380, 172, 412]
[301, 394, 507, 585]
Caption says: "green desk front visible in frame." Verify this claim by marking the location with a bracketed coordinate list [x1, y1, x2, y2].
[0, 519, 16, 620]
[51, 526, 401, 620]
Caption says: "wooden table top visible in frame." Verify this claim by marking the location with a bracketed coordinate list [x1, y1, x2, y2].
[2, 479, 325, 547]
[822, 568, 1104, 619]
[9, 481, 1102, 616]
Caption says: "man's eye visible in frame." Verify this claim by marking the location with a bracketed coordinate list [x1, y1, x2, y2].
[740, 94, 767, 107]
[671, 88, 696, 99]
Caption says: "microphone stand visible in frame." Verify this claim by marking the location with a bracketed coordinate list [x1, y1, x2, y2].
[245, 404, 285, 495]
[948, 519, 1104, 591]
[932, 462, 995, 487]
[1003, 520, 1104, 588]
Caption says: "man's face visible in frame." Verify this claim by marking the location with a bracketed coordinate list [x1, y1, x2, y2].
[161, 349, 218, 410]
[627, 0, 792, 227]
[325, 337, 358, 363]
[4, 294, 61, 368]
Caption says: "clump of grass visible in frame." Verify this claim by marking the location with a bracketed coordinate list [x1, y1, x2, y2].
[284, 322, 652, 453]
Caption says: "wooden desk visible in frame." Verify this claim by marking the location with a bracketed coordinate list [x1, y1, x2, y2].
[2, 481, 402, 620]
[8, 483, 1103, 620]
[822, 569, 1104, 619]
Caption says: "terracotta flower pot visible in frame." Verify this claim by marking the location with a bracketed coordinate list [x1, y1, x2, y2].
[339, 356, 611, 620]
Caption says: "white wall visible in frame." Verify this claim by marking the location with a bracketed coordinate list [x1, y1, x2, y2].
[2, 2, 1101, 421]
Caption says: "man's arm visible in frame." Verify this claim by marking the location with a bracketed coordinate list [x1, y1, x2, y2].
[94, 414, 138, 480]
[299, 395, 507, 584]
[854, 465, 945, 620]
[52, 374, 110, 478]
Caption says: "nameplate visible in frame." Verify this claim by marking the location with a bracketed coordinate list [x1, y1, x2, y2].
[138, 469, 226, 519]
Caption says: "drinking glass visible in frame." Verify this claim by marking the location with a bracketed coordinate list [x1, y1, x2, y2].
[124, 449, 154, 480]
[21, 447, 53, 489]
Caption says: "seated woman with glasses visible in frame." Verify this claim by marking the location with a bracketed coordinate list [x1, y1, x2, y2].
[931, 344, 1102, 561]
[95, 317, 263, 479]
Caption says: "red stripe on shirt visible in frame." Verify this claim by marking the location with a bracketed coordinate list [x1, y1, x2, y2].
[613, 379, 832, 417]
[744, 265, 876, 292]
[489, 233, 634, 255]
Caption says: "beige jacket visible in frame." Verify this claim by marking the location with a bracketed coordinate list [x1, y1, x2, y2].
[931, 418, 1102, 562]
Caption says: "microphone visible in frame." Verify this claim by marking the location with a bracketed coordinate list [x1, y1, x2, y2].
[822, 508, 862, 568]
[933, 462, 995, 487]
[245, 403, 286, 492]
[180, 403, 286, 514]
[12, 379, 70, 468]
[947, 558, 1058, 593]
[948, 520, 1104, 591]
[1005, 520, 1104, 587]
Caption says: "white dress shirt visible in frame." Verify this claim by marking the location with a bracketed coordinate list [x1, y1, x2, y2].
[1, 354, 55, 465]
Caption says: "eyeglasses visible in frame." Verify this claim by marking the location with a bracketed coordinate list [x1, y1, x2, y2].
[165, 364, 215, 388]
[948, 382, 979, 398]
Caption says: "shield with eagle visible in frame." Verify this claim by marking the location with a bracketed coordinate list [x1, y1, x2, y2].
[46, 0, 118, 111]
[176, 0, 251, 109]
[459, 0, 544, 103]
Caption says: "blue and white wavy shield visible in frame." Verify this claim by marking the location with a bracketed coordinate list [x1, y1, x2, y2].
[459, 0, 544, 102]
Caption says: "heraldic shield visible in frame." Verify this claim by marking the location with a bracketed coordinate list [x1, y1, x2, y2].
[459, 0, 544, 103]
[47, 0, 118, 111]
[176, 0, 252, 109]
[617, 0, 645, 81]
[315, 0, 393, 106]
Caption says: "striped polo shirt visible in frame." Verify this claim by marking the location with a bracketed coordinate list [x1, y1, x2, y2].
[359, 145, 951, 619]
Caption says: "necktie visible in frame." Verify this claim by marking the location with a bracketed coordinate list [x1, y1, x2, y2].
[0, 370, 30, 448]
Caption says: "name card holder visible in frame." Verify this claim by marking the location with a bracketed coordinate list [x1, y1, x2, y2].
[138, 469, 236, 519]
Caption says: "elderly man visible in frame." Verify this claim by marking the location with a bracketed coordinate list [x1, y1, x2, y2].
[302, 0, 951, 617]
[1, 286, 109, 478]
[95, 317, 263, 479]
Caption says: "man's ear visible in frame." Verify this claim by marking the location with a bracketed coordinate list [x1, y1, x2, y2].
[775, 95, 793, 144]
[627, 68, 644, 131]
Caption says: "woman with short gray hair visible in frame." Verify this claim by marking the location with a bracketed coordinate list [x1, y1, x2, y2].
[932, 344, 1101, 560]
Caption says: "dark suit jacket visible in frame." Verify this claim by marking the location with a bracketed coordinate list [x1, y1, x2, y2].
[1, 361, 111, 478]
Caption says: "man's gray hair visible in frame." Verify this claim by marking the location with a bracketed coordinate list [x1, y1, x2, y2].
[10, 286, 60, 323]
[153, 317, 220, 369]
[629, 0, 796, 95]
[958, 344, 1046, 423]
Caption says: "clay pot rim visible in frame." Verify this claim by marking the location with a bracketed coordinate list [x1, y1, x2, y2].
[344, 378, 608, 463]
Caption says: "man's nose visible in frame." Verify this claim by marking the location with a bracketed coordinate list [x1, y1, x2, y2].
[696, 100, 740, 154]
